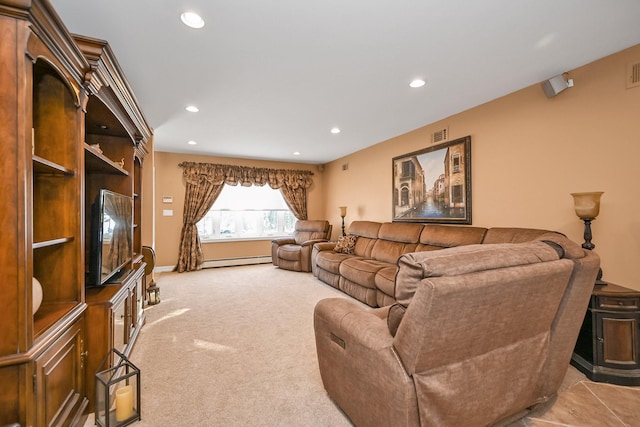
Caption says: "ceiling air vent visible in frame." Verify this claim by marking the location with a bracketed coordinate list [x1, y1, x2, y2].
[627, 61, 640, 89]
[432, 127, 448, 144]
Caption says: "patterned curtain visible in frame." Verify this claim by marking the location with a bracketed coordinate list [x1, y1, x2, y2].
[176, 162, 314, 272]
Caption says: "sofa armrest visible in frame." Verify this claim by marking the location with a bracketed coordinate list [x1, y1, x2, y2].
[271, 237, 296, 246]
[315, 298, 394, 351]
[314, 298, 418, 426]
[300, 238, 329, 247]
[313, 241, 337, 252]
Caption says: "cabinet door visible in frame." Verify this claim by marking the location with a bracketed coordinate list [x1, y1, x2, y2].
[34, 320, 86, 427]
[596, 312, 640, 369]
[133, 273, 145, 330]
[113, 295, 128, 357]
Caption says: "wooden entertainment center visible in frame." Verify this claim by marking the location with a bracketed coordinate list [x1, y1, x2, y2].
[0, 1, 152, 425]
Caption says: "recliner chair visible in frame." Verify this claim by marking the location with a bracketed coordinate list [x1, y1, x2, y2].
[314, 235, 600, 426]
[271, 220, 332, 272]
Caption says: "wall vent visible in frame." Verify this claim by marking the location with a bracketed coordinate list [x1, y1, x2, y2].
[627, 61, 640, 89]
[432, 127, 448, 144]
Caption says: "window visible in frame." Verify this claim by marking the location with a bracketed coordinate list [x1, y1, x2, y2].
[452, 153, 461, 173]
[196, 185, 297, 241]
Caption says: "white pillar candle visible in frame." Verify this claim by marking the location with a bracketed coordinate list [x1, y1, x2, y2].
[115, 385, 134, 421]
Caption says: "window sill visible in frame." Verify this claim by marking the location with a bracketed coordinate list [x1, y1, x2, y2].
[201, 235, 292, 243]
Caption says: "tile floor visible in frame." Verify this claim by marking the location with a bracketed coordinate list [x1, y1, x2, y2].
[508, 366, 640, 426]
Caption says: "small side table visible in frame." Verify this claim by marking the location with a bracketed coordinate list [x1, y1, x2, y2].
[571, 282, 640, 386]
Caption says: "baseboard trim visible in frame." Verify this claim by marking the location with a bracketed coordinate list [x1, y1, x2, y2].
[157, 256, 272, 272]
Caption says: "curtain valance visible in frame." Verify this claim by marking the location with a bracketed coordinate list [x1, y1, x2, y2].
[178, 162, 314, 189]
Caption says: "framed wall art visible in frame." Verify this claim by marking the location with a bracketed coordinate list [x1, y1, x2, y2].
[392, 135, 471, 224]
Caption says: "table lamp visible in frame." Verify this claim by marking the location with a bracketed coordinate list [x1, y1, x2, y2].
[571, 191, 605, 284]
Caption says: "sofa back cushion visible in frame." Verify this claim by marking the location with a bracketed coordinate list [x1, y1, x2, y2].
[393, 258, 574, 426]
[416, 224, 487, 251]
[395, 241, 562, 306]
[347, 221, 382, 258]
[293, 220, 330, 245]
[482, 227, 556, 244]
[370, 222, 423, 263]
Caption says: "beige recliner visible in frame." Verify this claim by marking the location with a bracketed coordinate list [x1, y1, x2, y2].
[271, 220, 332, 272]
[314, 234, 600, 426]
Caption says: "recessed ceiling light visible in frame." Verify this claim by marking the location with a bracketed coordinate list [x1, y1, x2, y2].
[293, 151, 301, 156]
[180, 12, 205, 29]
[185, 105, 199, 113]
[187, 140, 197, 145]
[409, 79, 426, 88]
[330, 127, 341, 134]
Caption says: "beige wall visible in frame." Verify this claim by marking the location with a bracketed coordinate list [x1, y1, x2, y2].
[322, 44, 640, 290]
[152, 44, 639, 289]
[153, 152, 325, 267]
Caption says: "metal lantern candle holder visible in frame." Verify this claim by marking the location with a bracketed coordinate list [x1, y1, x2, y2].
[95, 349, 141, 427]
[146, 282, 160, 305]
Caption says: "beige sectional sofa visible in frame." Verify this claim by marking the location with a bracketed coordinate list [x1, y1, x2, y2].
[312, 220, 559, 307]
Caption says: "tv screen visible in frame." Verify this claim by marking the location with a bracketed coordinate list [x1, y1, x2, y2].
[88, 189, 133, 287]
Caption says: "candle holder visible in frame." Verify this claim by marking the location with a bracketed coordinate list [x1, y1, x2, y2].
[95, 349, 141, 427]
[339, 206, 347, 237]
[147, 283, 161, 305]
[571, 191, 605, 285]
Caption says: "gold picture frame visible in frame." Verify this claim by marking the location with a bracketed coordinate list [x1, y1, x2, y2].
[392, 135, 471, 224]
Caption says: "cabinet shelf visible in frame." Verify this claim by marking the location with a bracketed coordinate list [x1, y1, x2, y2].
[33, 155, 75, 175]
[85, 143, 129, 176]
[33, 236, 74, 250]
[33, 302, 79, 338]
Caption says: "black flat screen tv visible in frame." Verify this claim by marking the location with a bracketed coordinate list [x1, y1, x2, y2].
[88, 189, 133, 287]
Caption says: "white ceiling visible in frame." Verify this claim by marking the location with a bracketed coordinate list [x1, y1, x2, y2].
[50, 0, 640, 165]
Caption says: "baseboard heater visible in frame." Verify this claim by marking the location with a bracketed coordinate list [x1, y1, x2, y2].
[202, 256, 272, 269]
[156, 256, 272, 272]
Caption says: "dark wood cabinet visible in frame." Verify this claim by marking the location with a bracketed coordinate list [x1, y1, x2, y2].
[0, 3, 88, 424]
[0, 1, 151, 425]
[571, 282, 640, 386]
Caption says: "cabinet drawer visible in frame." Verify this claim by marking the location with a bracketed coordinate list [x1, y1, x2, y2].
[597, 296, 640, 310]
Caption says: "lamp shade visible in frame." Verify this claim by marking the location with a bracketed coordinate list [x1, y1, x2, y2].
[571, 192, 604, 219]
[339, 206, 347, 217]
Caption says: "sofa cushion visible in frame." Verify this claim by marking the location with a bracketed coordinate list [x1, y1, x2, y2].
[293, 220, 330, 245]
[340, 258, 391, 289]
[395, 241, 561, 306]
[316, 251, 360, 274]
[374, 266, 398, 300]
[348, 221, 382, 258]
[334, 234, 357, 254]
[371, 239, 419, 264]
[278, 244, 301, 261]
[416, 224, 487, 251]
[482, 227, 556, 244]
[378, 222, 423, 243]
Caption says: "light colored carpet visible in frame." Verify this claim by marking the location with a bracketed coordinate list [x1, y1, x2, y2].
[121, 264, 353, 426]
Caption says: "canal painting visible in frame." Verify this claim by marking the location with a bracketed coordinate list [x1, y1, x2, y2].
[392, 136, 471, 224]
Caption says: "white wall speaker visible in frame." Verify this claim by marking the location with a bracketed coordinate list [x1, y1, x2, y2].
[542, 75, 569, 98]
